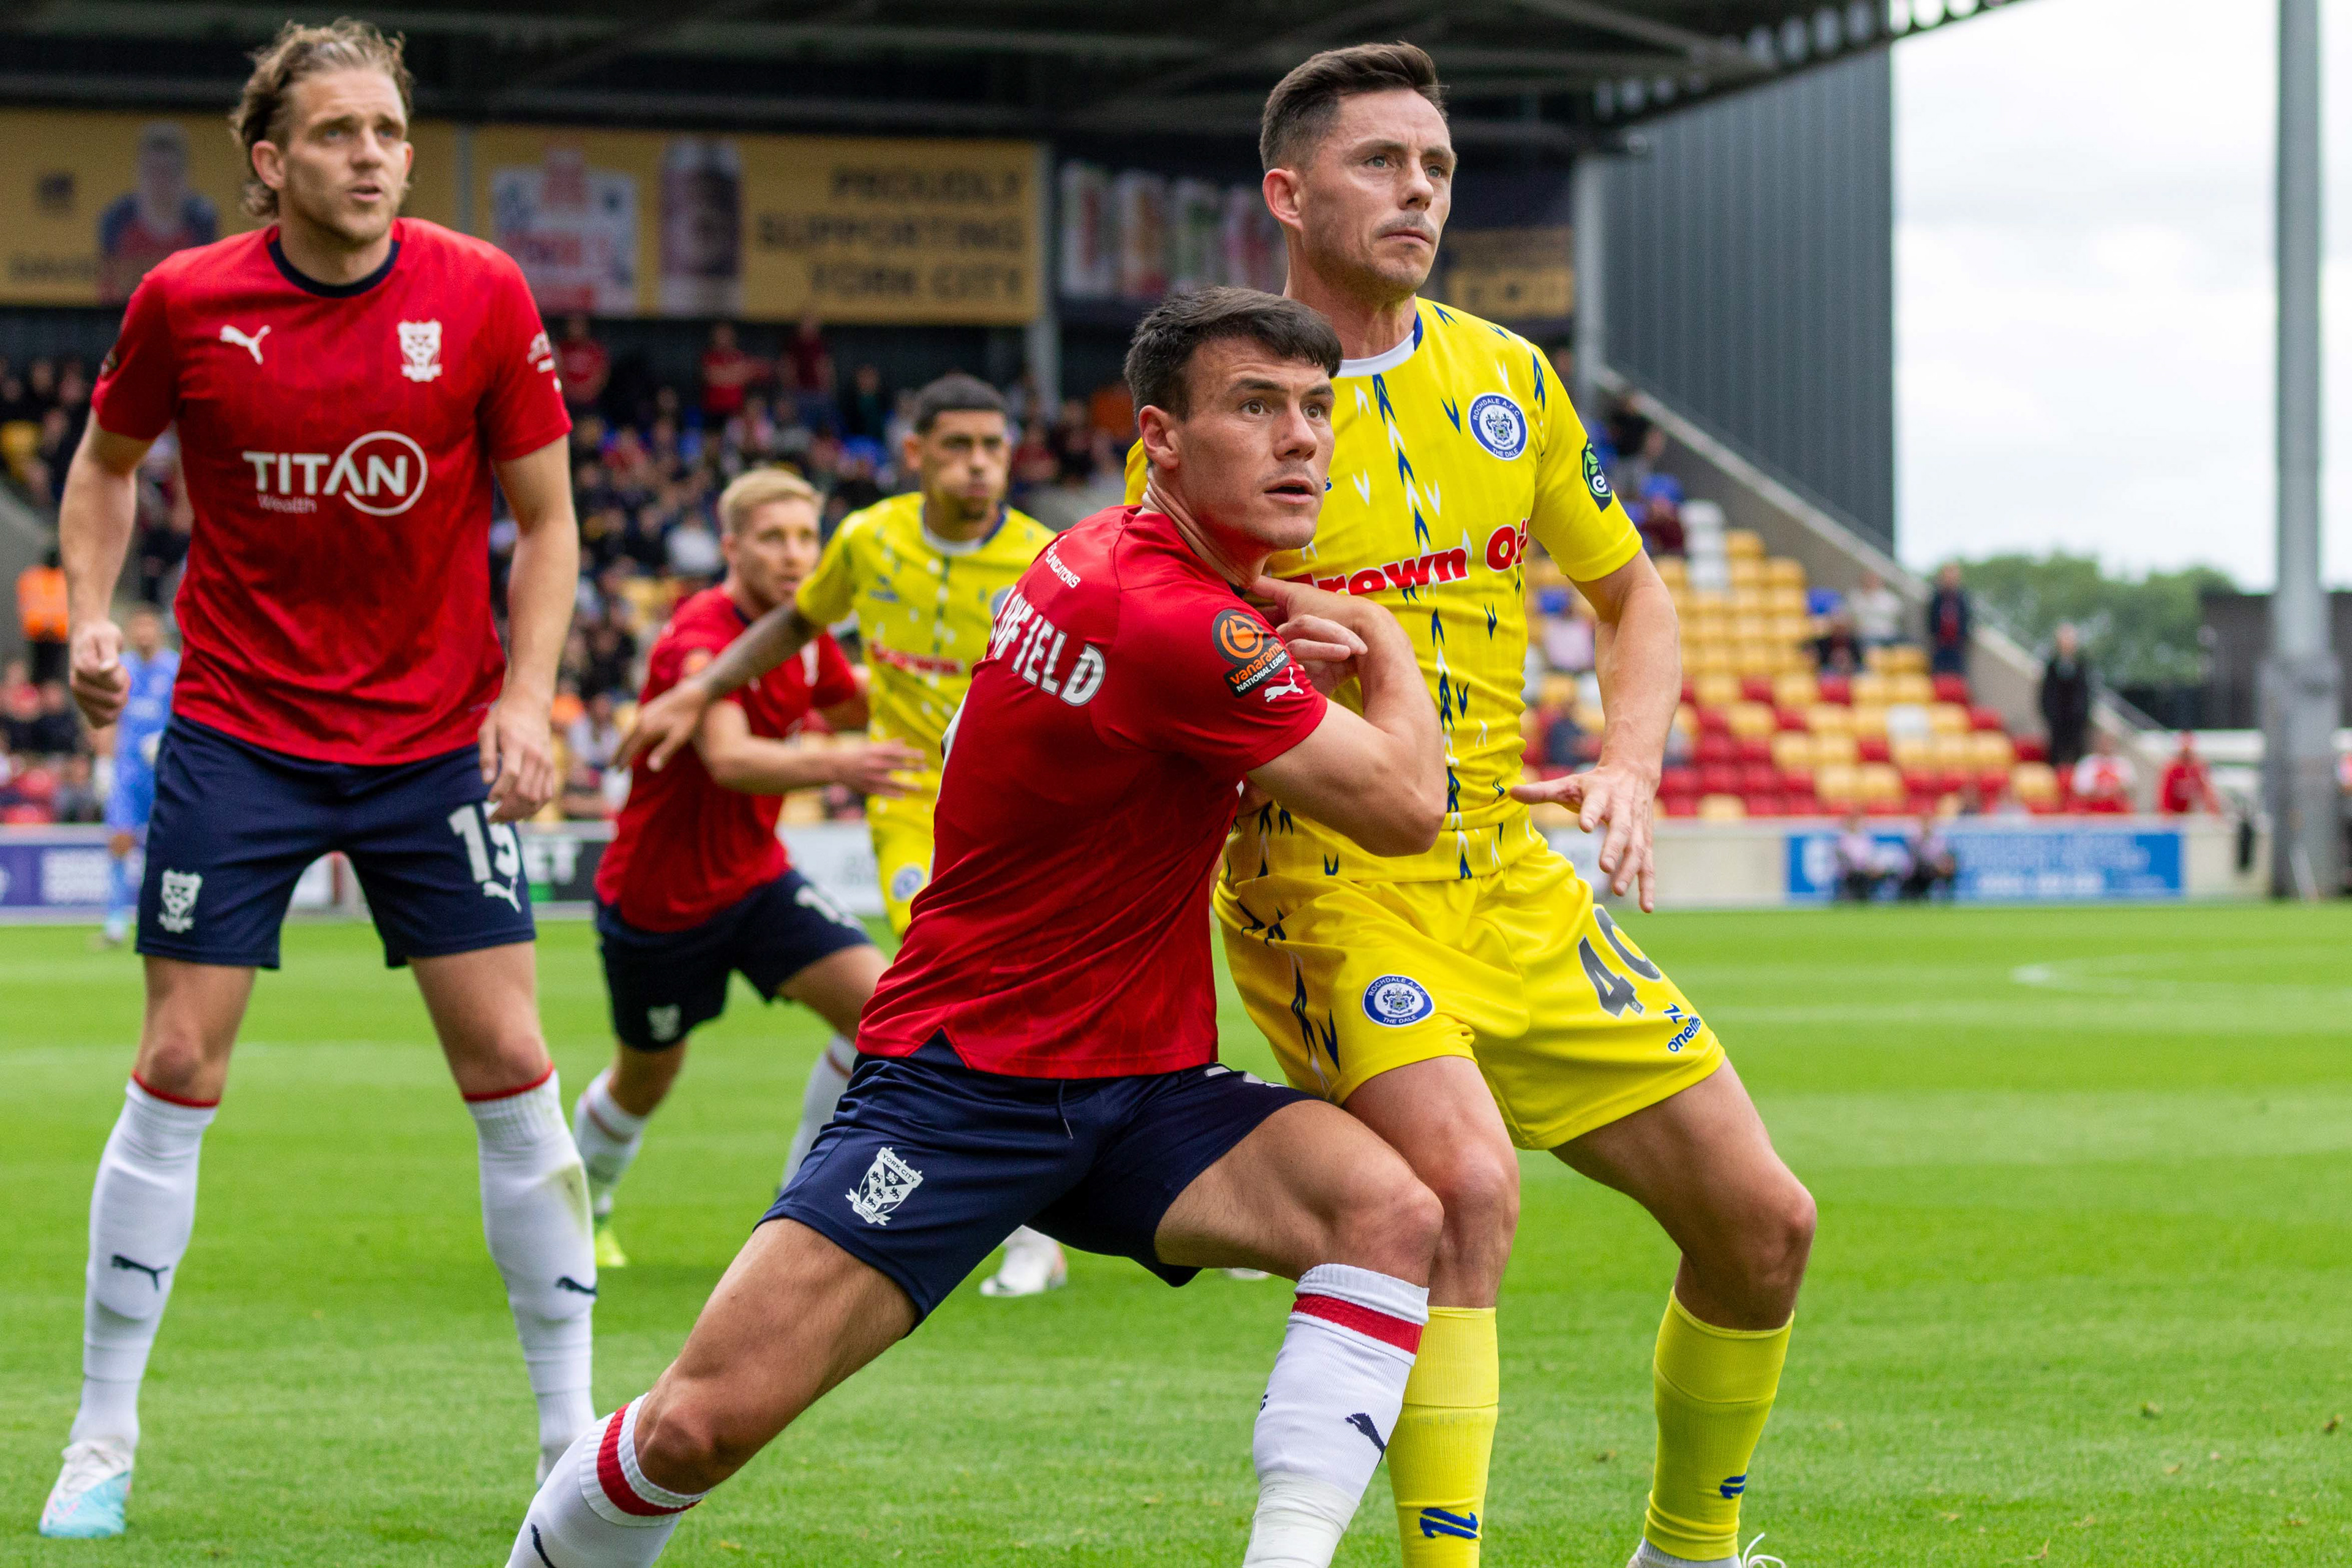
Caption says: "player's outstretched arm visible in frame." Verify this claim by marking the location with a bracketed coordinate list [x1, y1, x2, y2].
[693, 699, 921, 798]
[59, 423, 154, 729]
[616, 601, 822, 772]
[1512, 550, 1680, 911]
[1246, 576, 1445, 858]
[484, 437, 579, 823]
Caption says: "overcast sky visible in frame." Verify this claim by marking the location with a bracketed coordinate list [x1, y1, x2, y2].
[1894, 0, 2352, 587]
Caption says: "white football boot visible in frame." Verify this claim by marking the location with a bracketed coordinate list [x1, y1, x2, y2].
[978, 1226, 1068, 1297]
[39, 1438, 134, 1539]
[1627, 1532, 1787, 1568]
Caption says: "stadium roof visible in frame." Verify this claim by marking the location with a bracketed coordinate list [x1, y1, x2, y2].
[2, 0, 2024, 148]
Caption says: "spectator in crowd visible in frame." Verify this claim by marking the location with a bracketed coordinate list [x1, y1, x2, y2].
[2070, 731, 2136, 813]
[2038, 622, 2094, 772]
[567, 690, 625, 775]
[1534, 586, 1596, 675]
[559, 758, 614, 821]
[22, 679, 85, 758]
[699, 321, 760, 424]
[51, 752, 104, 823]
[1813, 607, 1860, 675]
[1850, 570, 1904, 649]
[1636, 474, 1685, 557]
[1833, 811, 1889, 902]
[783, 312, 834, 429]
[556, 315, 611, 416]
[19, 545, 69, 684]
[1926, 562, 1972, 677]
[839, 364, 889, 442]
[2157, 731, 2221, 815]
[1899, 811, 1958, 900]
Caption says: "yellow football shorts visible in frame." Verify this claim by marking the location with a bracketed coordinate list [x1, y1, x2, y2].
[1216, 842, 1723, 1150]
[866, 788, 936, 937]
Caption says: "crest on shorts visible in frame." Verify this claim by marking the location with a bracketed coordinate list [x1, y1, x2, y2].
[1362, 974, 1435, 1028]
[646, 1005, 682, 1044]
[398, 320, 443, 382]
[156, 870, 202, 933]
[847, 1146, 923, 1225]
[889, 863, 928, 905]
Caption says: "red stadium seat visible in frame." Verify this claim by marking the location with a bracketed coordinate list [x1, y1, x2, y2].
[1899, 767, 1938, 796]
[1695, 734, 1738, 765]
[1782, 791, 1822, 817]
[1865, 797, 1910, 817]
[1736, 736, 1773, 764]
[1774, 706, 1811, 732]
[2014, 736, 2049, 763]
[1778, 766, 1816, 796]
[1700, 763, 1742, 796]
[1969, 706, 2008, 733]
[12, 767, 56, 805]
[1660, 765, 1702, 798]
[1681, 679, 1700, 706]
[1740, 761, 1780, 794]
[1932, 674, 1972, 704]
[1662, 795, 1700, 818]
[1697, 706, 1732, 734]
[1740, 676, 1776, 704]
[1817, 674, 1852, 704]
[1857, 736, 1891, 764]
[1976, 768, 2011, 800]
[1743, 794, 1785, 818]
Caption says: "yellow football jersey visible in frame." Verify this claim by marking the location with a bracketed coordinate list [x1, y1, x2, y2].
[1125, 298, 1639, 882]
[795, 491, 1056, 790]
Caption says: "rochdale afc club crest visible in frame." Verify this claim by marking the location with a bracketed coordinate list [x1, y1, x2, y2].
[848, 1146, 924, 1225]
[889, 862, 929, 905]
[1362, 974, 1436, 1028]
[1582, 441, 1613, 505]
[1467, 393, 1528, 460]
[397, 320, 443, 382]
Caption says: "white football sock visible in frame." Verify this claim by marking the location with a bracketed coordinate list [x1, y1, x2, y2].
[471, 1071, 597, 1464]
[72, 1077, 216, 1449]
[779, 1037, 855, 1189]
[572, 1068, 649, 1216]
[1632, 1540, 1738, 1568]
[1245, 1264, 1430, 1567]
[508, 1396, 703, 1568]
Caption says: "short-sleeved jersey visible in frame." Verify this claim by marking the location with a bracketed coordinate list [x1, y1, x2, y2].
[1128, 299, 1639, 883]
[115, 647, 178, 777]
[856, 507, 1327, 1079]
[794, 491, 1055, 799]
[595, 586, 859, 932]
[91, 219, 571, 766]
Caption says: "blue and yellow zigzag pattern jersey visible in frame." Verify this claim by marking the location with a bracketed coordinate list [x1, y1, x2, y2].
[796, 491, 1057, 795]
[1126, 298, 1640, 883]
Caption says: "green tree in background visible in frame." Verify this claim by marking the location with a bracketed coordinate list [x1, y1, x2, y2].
[1956, 553, 2234, 687]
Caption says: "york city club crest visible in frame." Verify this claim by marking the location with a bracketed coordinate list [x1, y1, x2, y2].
[847, 1146, 924, 1225]
[397, 320, 443, 382]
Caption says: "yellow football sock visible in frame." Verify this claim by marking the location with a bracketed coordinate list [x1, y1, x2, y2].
[1389, 1306, 1498, 1565]
[1643, 1291, 1792, 1562]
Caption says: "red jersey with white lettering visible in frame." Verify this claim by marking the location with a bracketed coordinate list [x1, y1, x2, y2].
[90, 219, 570, 764]
[595, 586, 858, 932]
[857, 507, 1328, 1078]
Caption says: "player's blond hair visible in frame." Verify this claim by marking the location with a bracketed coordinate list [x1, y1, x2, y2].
[717, 468, 821, 537]
[232, 18, 414, 220]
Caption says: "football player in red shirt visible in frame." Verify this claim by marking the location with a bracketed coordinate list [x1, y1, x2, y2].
[513, 290, 1446, 1568]
[42, 22, 589, 1539]
[568, 468, 919, 1267]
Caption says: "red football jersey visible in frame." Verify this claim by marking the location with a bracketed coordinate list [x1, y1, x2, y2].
[858, 507, 1327, 1079]
[595, 586, 858, 931]
[90, 219, 570, 764]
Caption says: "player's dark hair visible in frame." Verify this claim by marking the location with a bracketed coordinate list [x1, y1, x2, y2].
[911, 372, 1006, 435]
[1259, 42, 1446, 172]
[232, 18, 415, 221]
[1123, 287, 1341, 418]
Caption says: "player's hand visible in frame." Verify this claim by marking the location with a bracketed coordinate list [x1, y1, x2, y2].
[1512, 759, 1659, 913]
[479, 693, 557, 824]
[831, 740, 924, 798]
[616, 676, 714, 773]
[69, 619, 129, 729]
[1250, 575, 1371, 691]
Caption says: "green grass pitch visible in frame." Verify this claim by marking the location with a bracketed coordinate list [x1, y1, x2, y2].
[3, 902, 2348, 1566]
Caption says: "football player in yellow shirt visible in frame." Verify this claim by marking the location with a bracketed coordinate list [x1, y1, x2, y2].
[1122, 45, 1815, 1568]
[635, 372, 1071, 1298]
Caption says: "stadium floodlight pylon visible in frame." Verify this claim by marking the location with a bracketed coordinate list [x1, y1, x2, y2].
[2266, 0, 2345, 899]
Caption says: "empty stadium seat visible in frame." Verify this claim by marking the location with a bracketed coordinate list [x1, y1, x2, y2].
[1850, 673, 1890, 707]
[1857, 736, 1892, 764]
[1970, 732, 2016, 769]
[1970, 706, 2008, 733]
[1743, 794, 1785, 818]
[1858, 762, 1904, 804]
[1740, 676, 1776, 704]
[1926, 702, 1971, 735]
[1727, 702, 1776, 739]
[1932, 674, 1972, 704]
[1660, 764, 1702, 798]
[1699, 763, 1741, 796]
[1816, 673, 1853, 704]
[1695, 673, 1741, 709]
[1740, 761, 1780, 794]
[1770, 731, 1816, 770]
[1773, 671, 1819, 709]
[1810, 731, 1859, 766]
[2014, 735, 2049, 762]
[1662, 795, 1701, 818]
[2011, 762, 2061, 809]
[1698, 793, 1748, 821]
[1807, 702, 1853, 736]
[1849, 705, 1890, 739]
[1763, 557, 1807, 588]
[1696, 734, 1738, 764]
[1814, 763, 1860, 806]
[1723, 529, 1765, 560]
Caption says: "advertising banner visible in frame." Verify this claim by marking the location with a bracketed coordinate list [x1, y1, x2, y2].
[1785, 823, 2186, 902]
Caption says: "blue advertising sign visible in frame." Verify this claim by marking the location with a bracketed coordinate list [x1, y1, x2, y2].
[1786, 823, 2184, 902]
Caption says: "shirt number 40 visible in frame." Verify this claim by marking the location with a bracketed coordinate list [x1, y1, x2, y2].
[1577, 906, 1662, 1019]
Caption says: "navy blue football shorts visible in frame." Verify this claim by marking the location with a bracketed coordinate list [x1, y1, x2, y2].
[597, 870, 873, 1050]
[137, 717, 537, 970]
[763, 1035, 1313, 1321]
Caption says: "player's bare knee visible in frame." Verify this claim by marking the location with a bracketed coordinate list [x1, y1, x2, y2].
[132, 1021, 224, 1099]
[634, 1384, 763, 1494]
[1330, 1169, 1444, 1281]
[1423, 1142, 1519, 1252]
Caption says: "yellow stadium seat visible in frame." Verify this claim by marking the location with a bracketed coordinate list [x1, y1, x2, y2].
[1774, 671, 1819, 709]
[1730, 587, 1768, 614]
[1673, 704, 1699, 741]
[1733, 642, 1778, 676]
[1695, 673, 1741, 709]
[1929, 733, 1973, 769]
[1574, 702, 1607, 733]
[1926, 702, 1971, 735]
[2011, 761, 2059, 805]
[1774, 646, 1814, 674]
[1810, 732, 1859, 766]
[1728, 558, 1764, 589]
[1690, 589, 1732, 616]
[1849, 704, 1889, 738]
[1698, 794, 1748, 821]
[1690, 646, 1736, 677]
[1763, 557, 1807, 588]
[1727, 701, 1777, 739]
[1972, 731, 2016, 769]
[1888, 673, 1934, 705]
[1769, 614, 1812, 647]
[1815, 763, 1860, 805]
[1654, 556, 1689, 586]
[1724, 529, 1765, 560]
[1806, 703, 1853, 736]
[1771, 731, 1817, 769]
[1890, 735, 1932, 770]
[0, 421, 37, 483]
[1884, 644, 1928, 675]
[1766, 586, 1809, 616]
[1731, 614, 1770, 642]
[1850, 673, 1890, 706]
[1858, 763, 1905, 804]
[1540, 674, 1578, 709]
